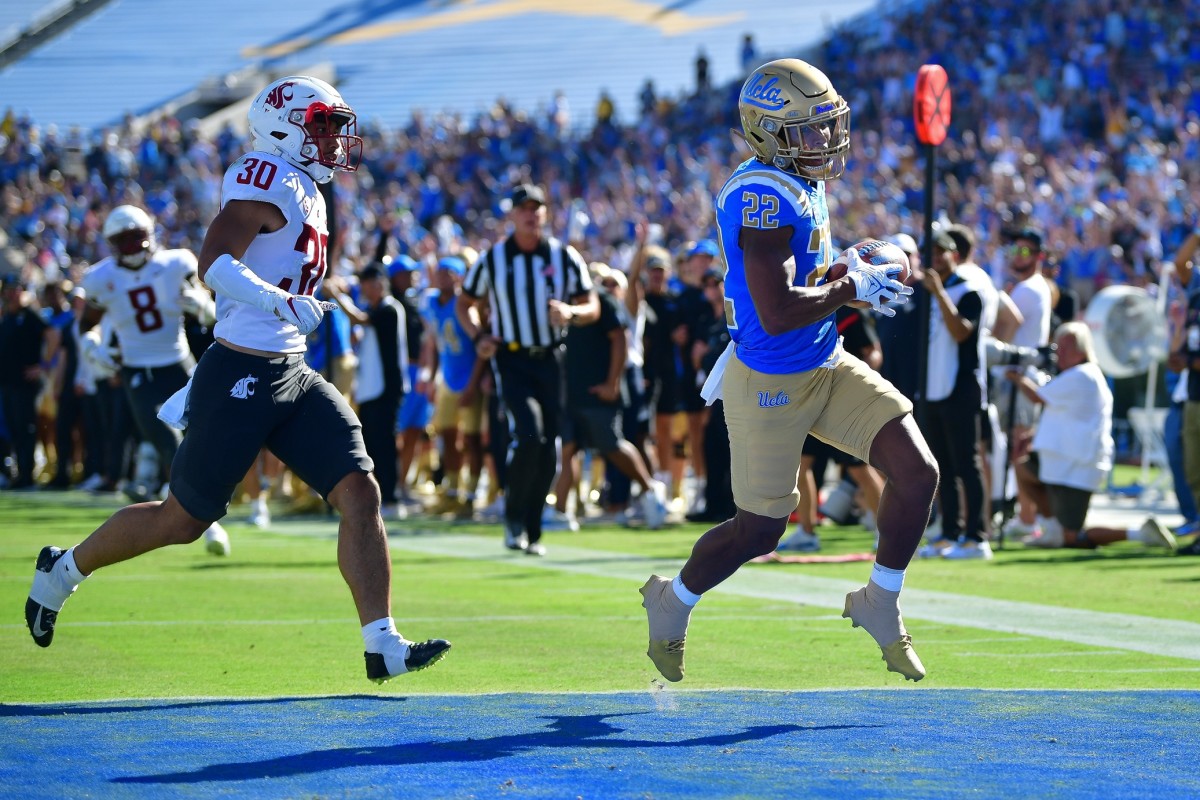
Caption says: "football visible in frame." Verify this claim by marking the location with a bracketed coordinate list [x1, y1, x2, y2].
[826, 239, 913, 285]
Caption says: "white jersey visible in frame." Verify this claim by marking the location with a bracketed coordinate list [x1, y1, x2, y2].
[80, 249, 197, 368]
[212, 151, 327, 354]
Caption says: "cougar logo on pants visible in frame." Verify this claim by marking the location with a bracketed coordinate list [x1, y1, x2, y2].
[230, 375, 258, 399]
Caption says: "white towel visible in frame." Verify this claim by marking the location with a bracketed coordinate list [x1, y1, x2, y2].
[157, 378, 193, 431]
[700, 344, 735, 405]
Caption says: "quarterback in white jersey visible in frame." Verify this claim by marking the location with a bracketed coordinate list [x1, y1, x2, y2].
[25, 76, 450, 686]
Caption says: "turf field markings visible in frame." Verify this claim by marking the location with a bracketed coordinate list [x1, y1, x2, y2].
[1048, 667, 1200, 673]
[952, 650, 1128, 658]
[0, 613, 848, 631]
[360, 531, 1200, 662]
[920, 637, 1035, 644]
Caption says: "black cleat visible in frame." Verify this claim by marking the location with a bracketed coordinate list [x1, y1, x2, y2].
[25, 599, 59, 648]
[365, 638, 451, 683]
[26, 546, 70, 648]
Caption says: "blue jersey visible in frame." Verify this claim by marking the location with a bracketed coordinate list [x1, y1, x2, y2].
[715, 158, 837, 374]
[423, 289, 476, 393]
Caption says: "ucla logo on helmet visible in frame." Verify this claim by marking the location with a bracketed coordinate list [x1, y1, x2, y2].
[742, 74, 787, 111]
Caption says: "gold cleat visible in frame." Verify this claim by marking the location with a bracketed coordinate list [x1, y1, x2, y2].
[843, 588, 926, 681]
[879, 634, 926, 681]
[641, 576, 688, 682]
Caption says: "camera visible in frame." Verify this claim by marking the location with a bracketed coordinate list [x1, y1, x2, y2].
[985, 341, 1058, 373]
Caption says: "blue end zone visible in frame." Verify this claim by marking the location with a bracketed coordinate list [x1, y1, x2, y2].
[1, 690, 1197, 798]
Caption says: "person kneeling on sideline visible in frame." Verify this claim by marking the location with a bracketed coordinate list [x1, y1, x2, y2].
[1007, 322, 1176, 552]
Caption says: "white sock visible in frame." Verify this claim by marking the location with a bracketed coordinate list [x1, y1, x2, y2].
[672, 574, 702, 606]
[61, 548, 87, 585]
[870, 564, 905, 592]
[362, 617, 402, 652]
[1126, 526, 1145, 543]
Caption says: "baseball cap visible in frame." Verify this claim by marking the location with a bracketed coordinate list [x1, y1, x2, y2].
[437, 256, 466, 275]
[509, 184, 546, 207]
[1014, 226, 1044, 251]
[926, 230, 957, 252]
[359, 263, 387, 281]
[387, 254, 420, 277]
[885, 233, 919, 255]
[688, 239, 719, 259]
[944, 224, 975, 256]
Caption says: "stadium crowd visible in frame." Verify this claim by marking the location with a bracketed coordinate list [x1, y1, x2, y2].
[1, 0, 1199, 555]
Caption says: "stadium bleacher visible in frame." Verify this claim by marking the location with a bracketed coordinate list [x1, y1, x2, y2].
[0, 0, 67, 43]
[0, 0, 881, 131]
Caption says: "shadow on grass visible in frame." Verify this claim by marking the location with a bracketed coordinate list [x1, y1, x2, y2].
[108, 712, 857, 783]
[0, 695, 408, 718]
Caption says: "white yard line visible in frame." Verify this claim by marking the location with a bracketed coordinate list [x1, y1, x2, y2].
[370, 531, 1200, 662]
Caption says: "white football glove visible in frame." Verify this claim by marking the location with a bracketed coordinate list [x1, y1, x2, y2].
[179, 284, 216, 326]
[262, 292, 325, 335]
[838, 246, 913, 318]
[80, 330, 120, 375]
[204, 254, 327, 336]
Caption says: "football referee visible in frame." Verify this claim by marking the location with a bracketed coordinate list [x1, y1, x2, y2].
[457, 184, 598, 555]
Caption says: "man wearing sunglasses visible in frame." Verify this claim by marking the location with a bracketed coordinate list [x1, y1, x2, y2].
[999, 227, 1053, 540]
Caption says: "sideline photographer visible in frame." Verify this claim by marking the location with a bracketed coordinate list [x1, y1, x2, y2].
[1005, 322, 1176, 551]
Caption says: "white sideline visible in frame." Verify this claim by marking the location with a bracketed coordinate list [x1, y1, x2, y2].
[370, 532, 1200, 663]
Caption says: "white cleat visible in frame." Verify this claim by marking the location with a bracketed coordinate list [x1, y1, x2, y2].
[204, 523, 231, 557]
[249, 497, 271, 529]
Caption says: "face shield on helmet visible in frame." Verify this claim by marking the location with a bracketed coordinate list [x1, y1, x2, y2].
[739, 59, 851, 182]
[248, 76, 363, 184]
[102, 205, 156, 268]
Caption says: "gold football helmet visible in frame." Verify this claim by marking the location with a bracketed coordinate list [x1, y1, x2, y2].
[738, 58, 850, 181]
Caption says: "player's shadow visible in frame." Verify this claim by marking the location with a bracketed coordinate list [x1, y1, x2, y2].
[0, 695, 407, 718]
[111, 712, 868, 784]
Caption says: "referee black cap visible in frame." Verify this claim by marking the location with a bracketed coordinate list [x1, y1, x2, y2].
[509, 184, 546, 208]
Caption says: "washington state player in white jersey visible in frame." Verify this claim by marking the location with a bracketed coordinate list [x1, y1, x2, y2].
[25, 76, 451, 683]
[78, 204, 230, 555]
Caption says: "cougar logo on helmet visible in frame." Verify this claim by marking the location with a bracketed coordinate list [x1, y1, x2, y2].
[264, 81, 295, 109]
[738, 58, 850, 182]
[248, 75, 363, 184]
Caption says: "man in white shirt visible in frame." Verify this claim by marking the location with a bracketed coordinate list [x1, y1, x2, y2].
[25, 76, 450, 684]
[1007, 322, 1175, 551]
[999, 228, 1053, 535]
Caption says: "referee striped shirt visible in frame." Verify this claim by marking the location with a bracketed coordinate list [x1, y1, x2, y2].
[463, 235, 592, 348]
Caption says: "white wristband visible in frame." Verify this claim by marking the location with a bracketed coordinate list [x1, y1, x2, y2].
[203, 253, 284, 312]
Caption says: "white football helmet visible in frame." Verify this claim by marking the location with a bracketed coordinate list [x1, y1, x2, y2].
[247, 75, 363, 184]
[738, 58, 850, 181]
[103, 205, 156, 268]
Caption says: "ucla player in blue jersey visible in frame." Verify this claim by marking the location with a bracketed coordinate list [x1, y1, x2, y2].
[640, 59, 940, 682]
[421, 255, 485, 517]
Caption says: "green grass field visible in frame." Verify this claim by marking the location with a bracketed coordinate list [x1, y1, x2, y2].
[3, 476, 1198, 704]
